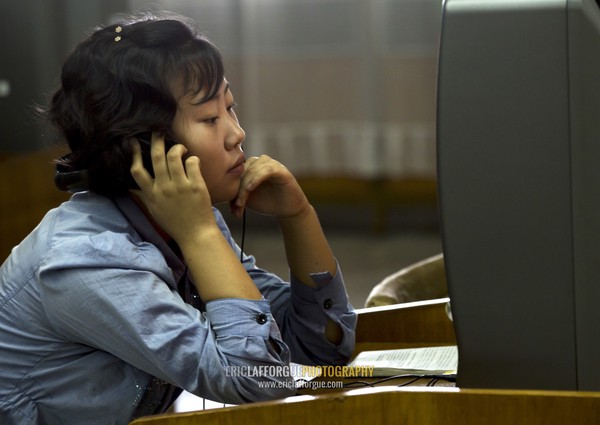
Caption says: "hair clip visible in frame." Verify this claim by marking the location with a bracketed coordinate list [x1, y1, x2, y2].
[114, 26, 122, 42]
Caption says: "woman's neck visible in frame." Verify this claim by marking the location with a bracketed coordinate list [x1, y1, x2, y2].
[128, 191, 172, 242]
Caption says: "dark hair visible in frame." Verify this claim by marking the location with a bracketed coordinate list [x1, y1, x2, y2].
[48, 12, 224, 196]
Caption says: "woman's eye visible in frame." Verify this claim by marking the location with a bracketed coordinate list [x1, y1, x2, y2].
[203, 103, 238, 124]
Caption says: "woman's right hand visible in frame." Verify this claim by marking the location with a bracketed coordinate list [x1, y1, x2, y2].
[129, 132, 216, 245]
[131, 132, 262, 301]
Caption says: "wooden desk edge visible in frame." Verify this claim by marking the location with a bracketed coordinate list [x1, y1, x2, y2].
[130, 386, 600, 425]
[355, 297, 451, 315]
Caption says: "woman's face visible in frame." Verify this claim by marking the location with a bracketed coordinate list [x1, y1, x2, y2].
[171, 78, 245, 204]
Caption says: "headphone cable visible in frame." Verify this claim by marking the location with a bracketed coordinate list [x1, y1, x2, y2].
[239, 208, 246, 263]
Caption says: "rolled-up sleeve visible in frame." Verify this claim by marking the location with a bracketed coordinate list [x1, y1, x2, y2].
[194, 298, 296, 403]
[244, 261, 357, 366]
[285, 266, 357, 364]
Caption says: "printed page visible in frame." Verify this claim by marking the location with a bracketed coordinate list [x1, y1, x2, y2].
[348, 346, 458, 376]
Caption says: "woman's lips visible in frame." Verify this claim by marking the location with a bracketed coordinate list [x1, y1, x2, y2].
[228, 158, 245, 175]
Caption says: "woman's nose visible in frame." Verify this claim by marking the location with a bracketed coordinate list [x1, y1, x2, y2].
[226, 114, 245, 150]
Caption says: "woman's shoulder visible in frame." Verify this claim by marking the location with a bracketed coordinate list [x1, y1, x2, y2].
[7, 192, 168, 286]
[58, 192, 130, 230]
[46, 192, 151, 262]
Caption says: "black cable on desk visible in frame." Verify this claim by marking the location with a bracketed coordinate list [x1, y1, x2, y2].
[342, 373, 457, 389]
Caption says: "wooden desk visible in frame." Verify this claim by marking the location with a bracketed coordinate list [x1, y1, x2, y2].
[131, 385, 600, 425]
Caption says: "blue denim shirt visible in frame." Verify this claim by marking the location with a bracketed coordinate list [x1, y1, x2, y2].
[0, 192, 356, 425]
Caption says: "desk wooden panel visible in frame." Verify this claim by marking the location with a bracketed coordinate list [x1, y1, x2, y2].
[131, 386, 600, 425]
[354, 298, 456, 355]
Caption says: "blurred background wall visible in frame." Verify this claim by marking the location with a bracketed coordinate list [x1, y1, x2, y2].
[0, 0, 128, 153]
[1, 0, 440, 177]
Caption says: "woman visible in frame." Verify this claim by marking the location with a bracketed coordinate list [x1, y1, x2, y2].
[0, 12, 356, 425]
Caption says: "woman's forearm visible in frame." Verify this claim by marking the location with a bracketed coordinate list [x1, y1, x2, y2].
[278, 205, 337, 288]
[178, 225, 262, 301]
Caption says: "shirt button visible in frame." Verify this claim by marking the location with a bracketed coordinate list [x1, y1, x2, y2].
[255, 313, 268, 324]
[323, 299, 333, 309]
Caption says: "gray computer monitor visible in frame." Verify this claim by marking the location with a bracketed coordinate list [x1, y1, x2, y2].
[437, 0, 600, 390]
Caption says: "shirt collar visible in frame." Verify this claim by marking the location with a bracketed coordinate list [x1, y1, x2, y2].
[113, 195, 187, 285]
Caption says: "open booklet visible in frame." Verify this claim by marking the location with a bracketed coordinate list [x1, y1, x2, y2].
[347, 345, 458, 377]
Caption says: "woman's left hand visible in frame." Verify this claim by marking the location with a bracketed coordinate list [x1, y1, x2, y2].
[230, 155, 309, 219]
